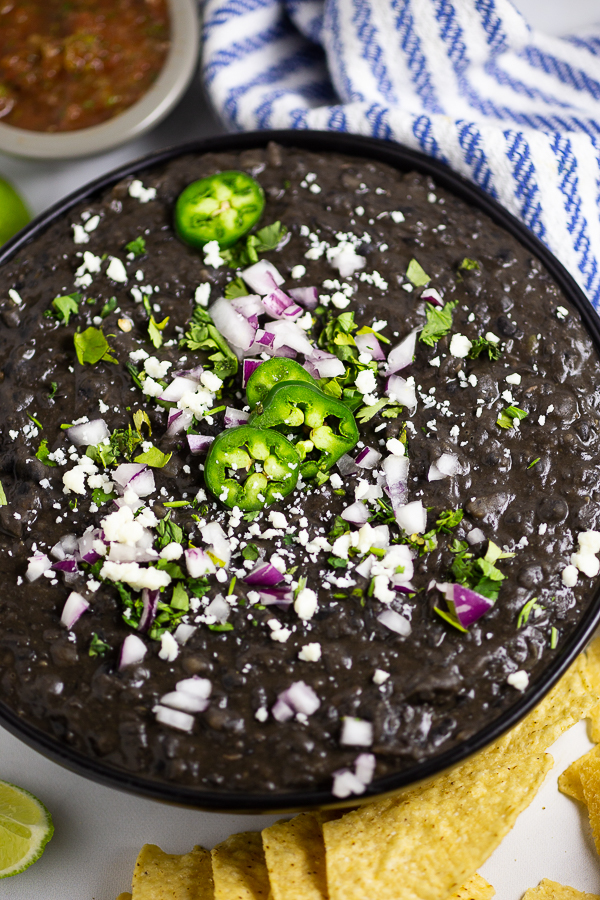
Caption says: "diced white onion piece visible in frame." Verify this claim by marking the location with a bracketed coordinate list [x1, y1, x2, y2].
[354, 332, 385, 361]
[394, 500, 427, 534]
[340, 717, 374, 747]
[160, 376, 199, 403]
[210, 296, 257, 352]
[107, 544, 158, 563]
[154, 705, 195, 732]
[421, 287, 443, 307]
[337, 453, 360, 475]
[113, 463, 145, 488]
[200, 521, 231, 568]
[341, 501, 370, 525]
[119, 634, 147, 669]
[173, 624, 197, 645]
[437, 453, 459, 476]
[308, 349, 346, 378]
[176, 677, 212, 699]
[187, 434, 214, 455]
[128, 467, 155, 498]
[382, 454, 409, 511]
[224, 407, 250, 428]
[288, 286, 318, 310]
[377, 608, 412, 636]
[25, 553, 53, 582]
[185, 547, 216, 577]
[272, 697, 295, 722]
[332, 769, 367, 798]
[66, 418, 110, 447]
[159, 691, 209, 714]
[242, 260, 284, 294]
[51, 534, 78, 561]
[167, 408, 194, 437]
[205, 594, 230, 623]
[385, 328, 419, 374]
[385, 375, 417, 409]
[467, 528, 486, 545]
[355, 446, 382, 469]
[268, 320, 314, 356]
[230, 293, 265, 318]
[354, 753, 376, 785]
[60, 591, 89, 629]
[285, 681, 320, 716]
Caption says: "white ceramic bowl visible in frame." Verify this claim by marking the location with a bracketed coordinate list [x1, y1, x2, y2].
[0, 0, 199, 160]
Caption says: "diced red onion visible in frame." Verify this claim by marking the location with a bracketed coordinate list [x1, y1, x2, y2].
[272, 697, 295, 723]
[355, 332, 385, 361]
[307, 349, 346, 378]
[439, 582, 495, 629]
[394, 499, 427, 535]
[230, 293, 265, 318]
[119, 634, 147, 669]
[129, 466, 155, 498]
[113, 463, 145, 488]
[355, 446, 382, 469]
[224, 407, 250, 428]
[185, 546, 216, 577]
[288, 286, 318, 310]
[422, 287, 444, 307]
[108, 544, 158, 563]
[382, 454, 409, 511]
[176, 676, 212, 699]
[172, 363, 204, 380]
[60, 591, 89, 629]
[340, 717, 373, 747]
[138, 589, 159, 632]
[285, 681, 320, 716]
[160, 376, 199, 404]
[245, 562, 284, 587]
[268, 320, 314, 356]
[393, 582, 416, 594]
[242, 358, 262, 387]
[154, 705, 194, 732]
[341, 501, 370, 526]
[77, 529, 103, 564]
[354, 753, 376, 785]
[332, 769, 367, 798]
[187, 434, 214, 455]
[258, 588, 294, 609]
[377, 608, 412, 636]
[159, 691, 209, 714]
[25, 553, 53, 582]
[50, 534, 78, 561]
[210, 296, 257, 352]
[167, 408, 194, 436]
[200, 521, 231, 568]
[66, 418, 110, 447]
[385, 328, 419, 375]
[337, 453, 360, 476]
[262, 288, 302, 319]
[385, 375, 417, 409]
[241, 260, 284, 295]
[51, 558, 79, 574]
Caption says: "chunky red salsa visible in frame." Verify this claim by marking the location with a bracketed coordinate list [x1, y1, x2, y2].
[0, 0, 170, 133]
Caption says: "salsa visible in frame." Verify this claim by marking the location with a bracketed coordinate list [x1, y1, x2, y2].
[0, 0, 170, 133]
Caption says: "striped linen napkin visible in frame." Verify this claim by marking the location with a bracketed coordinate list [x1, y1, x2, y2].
[201, 0, 600, 307]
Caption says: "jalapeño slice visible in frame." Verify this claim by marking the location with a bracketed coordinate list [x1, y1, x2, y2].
[246, 358, 316, 410]
[204, 425, 300, 511]
[249, 381, 359, 478]
[175, 171, 265, 250]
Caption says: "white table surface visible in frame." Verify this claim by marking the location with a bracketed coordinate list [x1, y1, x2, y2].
[2, 2, 600, 898]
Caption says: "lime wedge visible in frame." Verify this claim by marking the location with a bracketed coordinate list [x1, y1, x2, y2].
[0, 780, 54, 878]
[0, 177, 30, 246]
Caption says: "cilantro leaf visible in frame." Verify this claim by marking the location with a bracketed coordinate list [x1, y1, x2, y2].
[35, 439, 57, 467]
[224, 276, 249, 299]
[497, 406, 528, 429]
[142, 295, 169, 349]
[0, 479, 6, 506]
[92, 486, 115, 505]
[52, 292, 81, 325]
[89, 633, 110, 657]
[435, 508, 463, 533]
[356, 398, 388, 423]
[468, 335, 502, 361]
[406, 258, 430, 287]
[517, 596, 543, 628]
[48, 381, 58, 399]
[221, 221, 288, 268]
[180, 306, 238, 380]
[156, 514, 184, 551]
[419, 300, 457, 347]
[134, 446, 172, 468]
[171, 582, 189, 612]
[242, 543, 259, 561]
[459, 258, 480, 271]
[100, 296, 118, 319]
[125, 236, 146, 257]
[74, 327, 118, 366]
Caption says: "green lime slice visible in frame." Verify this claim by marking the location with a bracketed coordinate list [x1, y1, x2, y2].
[0, 177, 30, 247]
[0, 780, 54, 878]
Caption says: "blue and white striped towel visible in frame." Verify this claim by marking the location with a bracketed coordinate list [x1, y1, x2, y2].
[201, 0, 600, 307]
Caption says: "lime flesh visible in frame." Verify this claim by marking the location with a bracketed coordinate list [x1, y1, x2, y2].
[0, 780, 54, 878]
[0, 178, 30, 246]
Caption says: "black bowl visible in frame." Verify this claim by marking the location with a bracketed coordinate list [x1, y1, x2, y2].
[1, 130, 599, 812]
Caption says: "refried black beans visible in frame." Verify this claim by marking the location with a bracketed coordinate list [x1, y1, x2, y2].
[0, 142, 599, 797]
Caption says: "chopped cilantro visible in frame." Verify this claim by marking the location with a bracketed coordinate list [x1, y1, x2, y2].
[155, 514, 184, 550]
[125, 236, 146, 257]
[355, 325, 390, 345]
[550, 626, 559, 649]
[406, 258, 430, 287]
[142, 295, 169, 350]
[517, 596, 543, 629]
[451, 540, 515, 602]
[89, 633, 110, 657]
[434, 605, 468, 633]
[51, 292, 81, 325]
[74, 327, 118, 366]
[528, 457, 541, 469]
[187, 577, 210, 598]
[134, 446, 172, 468]
[48, 381, 58, 399]
[356, 398, 388, 423]
[381, 405, 403, 419]
[419, 300, 457, 347]
[468, 336, 502, 361]
[100, 296, 118, 319]
[497, 406, 528, 429]
[27, 412, 42, 429]
[318, 311, 357, 362]
[328, 556, 348, 569]
[224, 276, 249, 299]
[227, 576, 237, 596]
[155, 559, 185, 580]
[171, 582, 189, 612]
[133, 409, 151, 437]
[0, 479, 6, 506]
[163, 500, 189, 508]
[459, 258, 480, 271]
[221, 221, 288, 268]
[180, 306, 238, 380]
[283, 535, 296, 546]
[208, 622, 234, 632]
[91, 486, 115, 505]
[241, 543, 259, 561]
[35, 439, 57, 466]
[329, 515, 350, 541]
[435, 508, 463, 533]
[126, 362, 144, 390]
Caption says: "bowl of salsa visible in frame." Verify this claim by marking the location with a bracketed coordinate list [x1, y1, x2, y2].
[0, 0, 199, 159]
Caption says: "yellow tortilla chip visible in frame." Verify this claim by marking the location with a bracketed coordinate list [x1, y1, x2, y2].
[589, 701, 600, 744]
[116, 894, 133, 900]
[132, 843, 213, 900]
[323, 653, 598, 900]
[558, 747, 600, 803]
[262, 813, 327, 900]
[447, 874, 495, 900]
[584, 636, 600, 742]
[578, 751, 600, 857]
[522, 879, 600, 900]
[211, 831, 270, 900]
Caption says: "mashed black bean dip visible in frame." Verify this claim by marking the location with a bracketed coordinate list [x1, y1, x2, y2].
[1, 142, 599, 798]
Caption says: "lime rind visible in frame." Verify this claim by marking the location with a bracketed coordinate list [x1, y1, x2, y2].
[0, 780, 54, 879]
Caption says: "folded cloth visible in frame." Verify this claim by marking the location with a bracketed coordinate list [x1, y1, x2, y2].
[202, 0, 600, 307]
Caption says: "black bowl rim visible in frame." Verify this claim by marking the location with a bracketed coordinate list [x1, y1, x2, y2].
[1, 128, 599, 813]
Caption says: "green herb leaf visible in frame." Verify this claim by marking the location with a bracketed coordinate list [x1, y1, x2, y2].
[528, 457, 541, 469]
[497, 405, 528, 429]
[221, 222, 288, 268]
[0, 479, 6, 506]
[133, 409, 151, 437]
[180, 306, 238, 380]
[468, 335, 502, 361]
[517, 596, 543, 629]
[171, 582, 189, 612]
[89, 633, 110, 657]
[100, 296, 118, 319]
[92, 486, 115, 505]
[550, 626, 559, 649]
[155, 514, 184, 551]
[74, 327, 118, 366]
[142, 295, 169, 350]
[406, 258, 430, 286]
[356, 398, 389, 423]
[328, 556, 348, 569]
[242, 543, 259, 561]
[134, 446, 172, 468]
[35, 439, 57, 467]
[224, 276, 249, 299]
[52, 292, 81, 325]
[419, 300, 457, 347]
[435, 508, 463, 533]
[208, 622, 234, 632]
[329, 515, 350, 541]
[48, 381, 58, 399]
[459, 258, 480, 271]
[434, 604, 468, 633]
[155, 559, 185, 580]
[125, 236, 146, 257]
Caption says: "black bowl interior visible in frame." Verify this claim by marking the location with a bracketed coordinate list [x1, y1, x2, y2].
[1, 129, 599, 813]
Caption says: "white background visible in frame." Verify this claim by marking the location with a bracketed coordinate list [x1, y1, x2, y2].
[2, 2, 600, 898]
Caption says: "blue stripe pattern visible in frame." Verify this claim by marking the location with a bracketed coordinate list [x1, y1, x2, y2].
[202, 0, 600, 307]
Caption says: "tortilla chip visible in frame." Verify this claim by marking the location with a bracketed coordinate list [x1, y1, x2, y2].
[522, 879, 600, 899]
[211, 831, 270, 900]
[131, 844, 213, 900]
[262, 813, 327, 900]
[447, 874, 495, 900]
[589, 700, 600, 743]
[116, 894, 133, 900]
[578, 750, 600, 857]
[558, 747, 600, 803]
[323, 653, 598, 900]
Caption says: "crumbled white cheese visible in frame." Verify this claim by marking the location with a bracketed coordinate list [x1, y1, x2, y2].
[160, 542, 184, 561]
[373, 669, 390, 685]
[507, 670, 529, 691]
[72, 224, 89, 245]
[269, 511, 287, 529]
[158, 632, 179, 662]
[390, 211, 405, 223]
[298, 642, 322, 662]
[203, 240, 224, 268]
[386, 438, 405, 456]
[84, 215, 100, 232]
[144, 357, 172, 379]
[200, 370, 223, 392]
[505, 373, 521, 385]
[326, 241, 366, 277]
[194, 283, 211, 306]
[129, 348, 149, 362]
[101, 506, 144, 545]
[106, 257, 128, 283]
[295, 587, 318, 620]
[291, 265, 306, 279]
[561, 564, 579, 587]
[355, 369, 377, 395]
[141, 377, 164, 398]
[100, 560, 171, 591]
[128, 180, 157, 203]
[449, 334, 473, 358]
